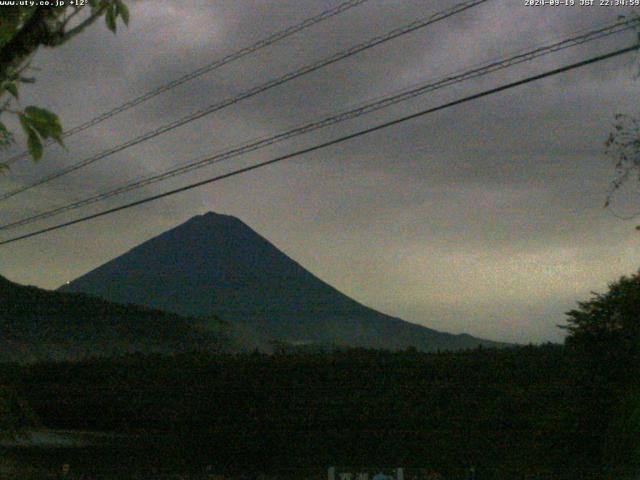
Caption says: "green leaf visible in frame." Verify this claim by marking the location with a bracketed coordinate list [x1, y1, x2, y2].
[0, 121, 14, 148]
[19, 114, 43, 161]
[88, 0, 101, 13]
[116, 0, 129, 26]
[106, 5, 117, 33]
[5, 83, 18, 99]
[23, 106, 63, 145]
[18, 113, 29, 132]
[19, 108, 64, 160]
[0, 7, 27, 50]
[25, 125, 43, 162]
[24, 106, 57, 124]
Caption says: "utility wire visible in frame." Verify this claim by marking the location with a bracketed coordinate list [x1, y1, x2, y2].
[1, 0, 372, 167]
[0, 0, 488, 203]
[0, 18, 635, 233]
[0, 44, 635, 247]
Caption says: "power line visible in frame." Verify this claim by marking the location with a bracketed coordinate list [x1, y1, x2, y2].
[1, 0, 372, 167]
[0, 44, 635, 247]
[0, 0, 488, 203]
[1, 18, 635, 233]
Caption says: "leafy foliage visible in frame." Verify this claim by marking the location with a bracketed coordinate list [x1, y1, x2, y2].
[17, 106, 63, 161]
[603, 18, 640, 219]
[562, 270, 640, 381]
[104, 0, 129, 33]
[0, 1, 129, 165]
[604, 114, 640, 213]
[561, 272, 640, 476]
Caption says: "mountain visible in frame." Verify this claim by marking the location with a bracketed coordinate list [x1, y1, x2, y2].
[60, 212, 504, 352]
[0, 274, 237, 362]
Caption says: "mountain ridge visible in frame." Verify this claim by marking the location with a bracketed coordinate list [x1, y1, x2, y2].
[0, 273, 238, 362]
[60, 212, 506, 352]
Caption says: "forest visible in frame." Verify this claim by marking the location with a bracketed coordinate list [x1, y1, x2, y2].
[0, 274, 638, 480]
[0, 343, 634, 479]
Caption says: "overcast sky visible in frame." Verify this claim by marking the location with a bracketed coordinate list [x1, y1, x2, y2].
[1, 0, 639, 343]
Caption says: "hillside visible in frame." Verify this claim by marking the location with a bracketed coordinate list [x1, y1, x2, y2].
[60, 212, 505, 352]
[0, 275, 236, 362]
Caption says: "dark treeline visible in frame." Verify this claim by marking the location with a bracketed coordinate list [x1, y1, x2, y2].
[0, 343, 633, 479]
[2, 271, 640, 479]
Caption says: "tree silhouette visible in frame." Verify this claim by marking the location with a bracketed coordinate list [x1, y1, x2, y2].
[0, 1, 129, 166]
[563, 270, 640, 382]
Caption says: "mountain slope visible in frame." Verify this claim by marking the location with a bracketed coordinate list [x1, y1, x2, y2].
[0, 274, 236, 362]
[60, 212, 504, 351]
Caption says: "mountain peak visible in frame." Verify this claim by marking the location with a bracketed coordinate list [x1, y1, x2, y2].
[178, 211, 246, 232]
[198, 211, 235, 221]
[60, 215, 505, 352]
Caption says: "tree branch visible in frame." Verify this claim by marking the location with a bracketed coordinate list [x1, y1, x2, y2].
[0, 7, 60, 82]
[52, 3, 111, 47]
[60, 6, 83, 30]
